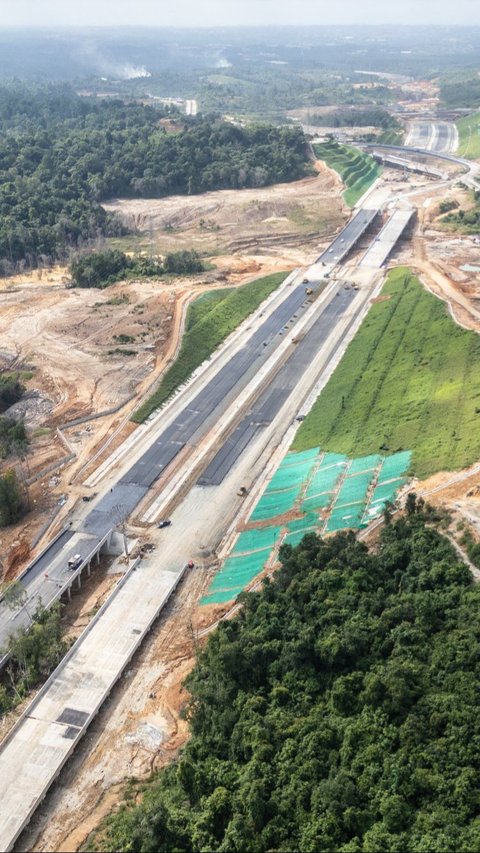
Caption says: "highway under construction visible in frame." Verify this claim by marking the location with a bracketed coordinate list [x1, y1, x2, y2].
[1, 128, 479, 852]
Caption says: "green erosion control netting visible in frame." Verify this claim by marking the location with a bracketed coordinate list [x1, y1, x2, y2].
[326, 503, 366, 533]
[287, 514, 319, 533]
[209, 549, 272, 593]
[250, 486, 301, 521]
[201, 585, 246, 606]
[302, 494, 333, 512]
[370, 478, 409, 506]
[364, 478, 409, 519]
[201, 449, 412, 606]
[348, 454, 382, 475]
[232, 526, 282, 554]
[280, 447, 320, 467]
[283, 529, 317, 547]
[377, 451, 412, 483]
[266, 459, 317, 493]
[335, 472, 372, 507]
[319, 451, 349, 469]
[305, 466, 345, 499]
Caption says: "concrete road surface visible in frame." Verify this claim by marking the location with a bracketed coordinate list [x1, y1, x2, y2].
[404, 120, 458, 155]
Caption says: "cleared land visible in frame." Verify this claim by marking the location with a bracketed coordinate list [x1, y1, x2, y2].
[132, 271, 288, 423]
[313, 141, 381, 207]
[293, 267, 480, 478]
[456, 112, 480, 160]
[104, 174, 344, 259]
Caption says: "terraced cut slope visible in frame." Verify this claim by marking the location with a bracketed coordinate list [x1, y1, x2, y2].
[201, 447, 410, 606]
[456, 112, 480, 159]
[132, 271, 288, 423]
[293, 267, 480, 479]
[314, 140, 381, 207]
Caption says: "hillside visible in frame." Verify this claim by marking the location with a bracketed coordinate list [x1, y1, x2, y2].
[313, 141, 381, 206]
[91, 509, 480, 853]
[293, 268, 480, 478]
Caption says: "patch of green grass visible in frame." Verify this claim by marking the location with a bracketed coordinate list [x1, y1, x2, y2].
[377, 128, 405, 146]
[314, 141, 381, 207]
[108, 348, 137, 357]
[102, 294, 130, 306]
[113, 334, 135, 344]
[456, 113, 480, 160]
[2, 370, 34, 382]
[132, 271, 289, 424]
[293, 267, 480, 479]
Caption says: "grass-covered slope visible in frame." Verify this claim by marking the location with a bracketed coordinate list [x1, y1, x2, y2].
[132, 271, 288, 423]
[377, 127, 405, 146]
[293, 268, 480, 478]
[92, 513, 480, 853]
[456, 112, 480, 160]
[314, 140, 381, 207]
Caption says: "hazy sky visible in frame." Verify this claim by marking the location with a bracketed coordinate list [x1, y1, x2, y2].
[1, 0, 480, 28]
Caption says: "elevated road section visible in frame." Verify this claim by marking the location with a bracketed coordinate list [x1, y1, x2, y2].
[360, 209, 416, 269]
[371, 151, 447, 180]
[314, 208, 378, 268]
[0, 555, 186, 852]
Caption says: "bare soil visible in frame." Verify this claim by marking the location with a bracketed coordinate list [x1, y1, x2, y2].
[104, 174, 345, 260]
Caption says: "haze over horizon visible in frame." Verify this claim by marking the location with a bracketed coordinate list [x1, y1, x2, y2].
[1, 0, 480, 28]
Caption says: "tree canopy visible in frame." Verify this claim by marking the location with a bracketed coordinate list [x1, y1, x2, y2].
[0, 82, 310, 274]
[70, 249, 205, 288]
[94, 512, 480, 852]
[0, 469, 25, 527]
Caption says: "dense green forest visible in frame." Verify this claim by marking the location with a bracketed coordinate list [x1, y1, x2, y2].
[305, 107, 398, 129]
[70, 249, 205, 288]
[0, 470, 25, 527]
[94, 508, 480, 852]
[441, 76, 480, 108]
[0, 82, 310, 273]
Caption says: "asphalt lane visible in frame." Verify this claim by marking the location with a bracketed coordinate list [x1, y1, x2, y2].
[316, 209, 378, 265]
[199, 285, 358, 485]
[78, 279, 316, 538]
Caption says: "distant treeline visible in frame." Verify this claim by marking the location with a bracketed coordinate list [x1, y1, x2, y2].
[441, 77, 480, 108]
[305, 107, 399, 129]
[0, 82, 310, 275]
